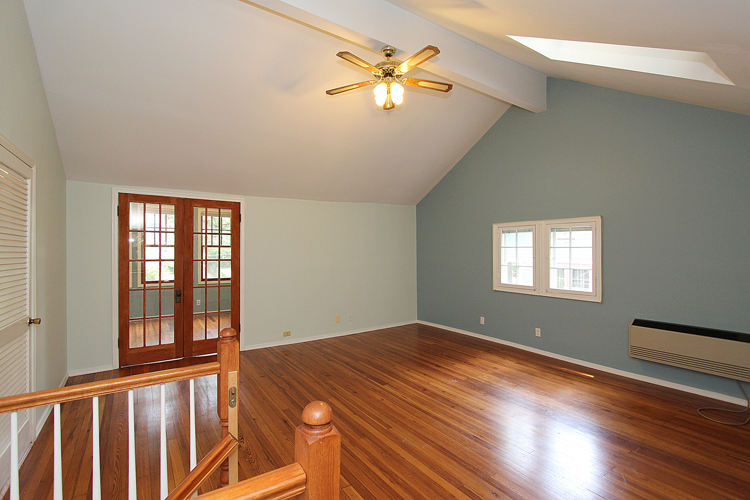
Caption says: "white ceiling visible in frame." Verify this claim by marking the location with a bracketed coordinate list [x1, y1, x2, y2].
[22, 0, 750, 205]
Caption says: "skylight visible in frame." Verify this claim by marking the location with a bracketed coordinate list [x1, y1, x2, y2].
[508, 36, 734, 86]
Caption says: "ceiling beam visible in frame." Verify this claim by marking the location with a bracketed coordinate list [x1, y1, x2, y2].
[240, 0, 547, 112]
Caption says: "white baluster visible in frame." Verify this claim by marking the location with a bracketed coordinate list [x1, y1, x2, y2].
[92, 397, 101, 500]
[190, 378, 196, 469]
[190, 379, 197, 497]
[10, 412, 18, 500]
[128, 390, 136, 500]
[54, 403, 62, 500]
[160, 384, 167, 500]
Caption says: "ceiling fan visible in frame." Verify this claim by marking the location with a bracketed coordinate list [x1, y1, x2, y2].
[326, 45, 453, 110]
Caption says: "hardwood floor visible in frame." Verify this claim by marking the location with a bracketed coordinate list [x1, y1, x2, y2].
[6, 323, 750, 499]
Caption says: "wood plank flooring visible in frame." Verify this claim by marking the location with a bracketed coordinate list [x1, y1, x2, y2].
[5, 323, 750, 499]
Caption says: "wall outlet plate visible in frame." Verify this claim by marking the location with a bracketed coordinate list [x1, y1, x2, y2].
[535, 328, 541, 337]
[283, 331, 291, 337]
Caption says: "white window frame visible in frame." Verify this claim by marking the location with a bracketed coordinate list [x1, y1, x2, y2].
[492, 221, 540, 296]
[493, 216, 602, 303]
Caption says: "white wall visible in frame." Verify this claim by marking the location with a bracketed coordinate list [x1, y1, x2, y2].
[66, 181, 416, 373]
[1, 0, 68, 405]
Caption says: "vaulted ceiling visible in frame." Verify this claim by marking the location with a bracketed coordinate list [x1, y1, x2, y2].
[23, 0, 750, 204]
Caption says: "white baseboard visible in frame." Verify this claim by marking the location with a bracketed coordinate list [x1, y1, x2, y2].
[66, 364, 114, 378]
[418, 320, 748, 407]
[242, 321, 415, 351]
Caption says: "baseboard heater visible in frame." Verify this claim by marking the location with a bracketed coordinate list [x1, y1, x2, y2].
[629, 319, 750, 382]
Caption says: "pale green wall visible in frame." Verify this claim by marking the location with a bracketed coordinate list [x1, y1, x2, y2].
[1, 0, 67, 408]
[66, 181, 416, 373]
[417, 78, 750, 399]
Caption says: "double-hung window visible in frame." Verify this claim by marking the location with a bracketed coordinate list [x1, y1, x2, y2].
[493, 216, 602, 302]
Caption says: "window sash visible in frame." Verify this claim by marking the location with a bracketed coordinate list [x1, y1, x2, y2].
[493, 216, 602, 302]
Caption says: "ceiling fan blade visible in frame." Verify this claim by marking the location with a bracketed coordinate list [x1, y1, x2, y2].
[336, 52, 380, 74]
[397, 45, 440, 74]
[326, 80, 377, 95]
[402, 77, 453, 92]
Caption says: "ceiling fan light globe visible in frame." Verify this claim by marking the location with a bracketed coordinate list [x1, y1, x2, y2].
[391, 83, 404, 105]
[374, 83, 388, 106]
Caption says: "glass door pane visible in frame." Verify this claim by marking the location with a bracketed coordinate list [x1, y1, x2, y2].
[185, 200, 239, 357]
[127, 202, 176, 348]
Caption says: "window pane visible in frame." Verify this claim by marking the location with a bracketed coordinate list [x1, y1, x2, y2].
[517, 228, 533, 247]
[518, 266, 534, 286]
[518, 248, 533, 266]
[501, 248, 516, 266]
[571, 226, 593, 247]
[220, 286, 232, 310]
[161, 246, 174, 260]
[161, 317, 175, 345]
[145, 247, 159, 260]
[145, 261, 159, 282]
[550, 268, 567, 289]
[220, 261, 231, 279]
[205, 261, 219, 280]
[502, 229, 517, 247]
[129, 203, 145, 230]
[502, 265, 516, 284]
[129, 320, 144, 348]
[145, 204, 160, 230]
[571, 248, 593, 267]
[161, 261, 175, 282]
[129, 232, 144, 260]
[551, 227, 570, 247]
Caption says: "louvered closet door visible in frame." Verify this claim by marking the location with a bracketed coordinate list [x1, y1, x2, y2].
[0, 137, 34, 489]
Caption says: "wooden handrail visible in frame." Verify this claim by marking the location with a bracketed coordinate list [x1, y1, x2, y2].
[166, 434, 239, 500]
[193, 401, 341, 500]
[0, 362, 220, 414]
[194, 463, 306, 500]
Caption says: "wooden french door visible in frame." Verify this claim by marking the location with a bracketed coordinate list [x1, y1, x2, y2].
[118, 193, 240, 367]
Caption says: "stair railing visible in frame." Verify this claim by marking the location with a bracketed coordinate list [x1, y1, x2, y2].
[0, 328, 240, 500]
[0, 327, 341, 500]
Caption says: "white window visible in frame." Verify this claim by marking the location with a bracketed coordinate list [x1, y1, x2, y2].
[493, 216, 602, 302]
[492, 222, 539, 296]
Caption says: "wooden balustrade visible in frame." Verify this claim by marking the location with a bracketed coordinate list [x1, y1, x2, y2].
[194, 401, 340, 500]
[1, 328, 342, 500]
[0, 328, 240, 500]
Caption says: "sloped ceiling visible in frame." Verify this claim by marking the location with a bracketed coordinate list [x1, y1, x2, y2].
[22, 0, 750, 205]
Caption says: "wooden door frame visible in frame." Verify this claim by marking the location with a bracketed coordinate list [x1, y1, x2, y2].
[111, 187, 245, 369]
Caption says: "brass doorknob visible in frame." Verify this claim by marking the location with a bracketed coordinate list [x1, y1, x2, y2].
[28, 318, 41, 325]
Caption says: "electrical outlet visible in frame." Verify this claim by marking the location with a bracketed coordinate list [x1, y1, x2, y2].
[335, 315, 340, 323]
[535, 328, 541, 337]
[348, 314, 353, 322]
[480, 316, 485, 325]
[283, 331, 291, 337]
[196, 299, 201, 306]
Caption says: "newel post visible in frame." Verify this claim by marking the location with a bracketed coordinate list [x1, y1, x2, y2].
[295, 401, 341, 500]
[217, 327, 239, 487]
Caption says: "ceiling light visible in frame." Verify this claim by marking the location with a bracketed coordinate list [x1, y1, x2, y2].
[391, 82, 404, 105]
[374, 82, 388, 106]
[327, 45, 453, 110]
[508, 36, 734, 86]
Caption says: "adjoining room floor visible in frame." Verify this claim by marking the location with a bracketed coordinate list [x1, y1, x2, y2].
[7, 323, 750, 499]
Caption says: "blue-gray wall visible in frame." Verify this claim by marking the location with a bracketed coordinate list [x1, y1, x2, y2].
[417, 78, 750, 398]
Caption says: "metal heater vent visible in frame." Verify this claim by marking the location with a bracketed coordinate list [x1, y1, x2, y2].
[629, 319, 750, 383]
